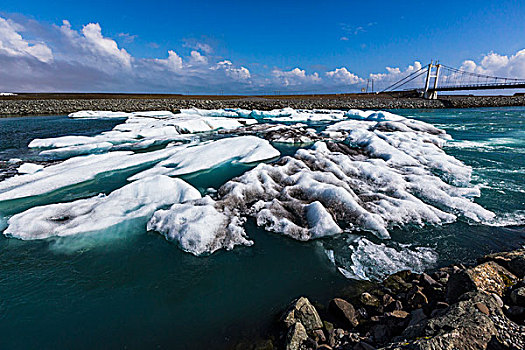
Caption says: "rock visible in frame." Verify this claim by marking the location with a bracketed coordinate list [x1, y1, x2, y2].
[316, 345, 333, 350]
[283, 297, 324, 332]
[474, 302, 490, 315]
[353, 341, 377, 350]
[435, 301, 449, 309]
[383, 272, 413, 294]
[384, 300, 403, 313]
[506, 305, 525, 318]
[254, 339, 274, 350]
[371, 324, 390, 343]
[382, 294, 395, 308]
[328, 298, 359, 328]
[446, 261, 517, 302]
[407, 288, 428, 309]
[285, 322, 308, 350]
[394, 291, 503, 350]
[311, 329, 326, 343]
[510, 287, 525, 306]
[323, 321, 334, 334]
[479, 249, 525, 278]
[334, 328, 345, 339]
[384, 310, 409, 319]
[401, 308, 427, 339]
[491, 293, 504, 308]
[420, 273, 441, 289]
[360, 292, 381, 308]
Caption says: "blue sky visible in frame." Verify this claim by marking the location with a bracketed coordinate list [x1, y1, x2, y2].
[1, 0, 524, 93]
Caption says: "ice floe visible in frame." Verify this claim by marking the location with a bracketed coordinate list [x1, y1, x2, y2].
[0, 108, 500, 258]
[0, 147, 182, 201]
[327, 237, 438, 281]
[4, 175, 200, 240]
[148, 196, 252, 256]
[17, 163, 44, 174]
[213, 130, 493, 240]
[128, 136, 280, 180]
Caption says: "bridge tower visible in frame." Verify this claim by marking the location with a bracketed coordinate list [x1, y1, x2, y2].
[423, 61, 441, 99]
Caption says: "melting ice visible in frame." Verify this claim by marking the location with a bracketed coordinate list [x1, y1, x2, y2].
[0, 108, 497, 276]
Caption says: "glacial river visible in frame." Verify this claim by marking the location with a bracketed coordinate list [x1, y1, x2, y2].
[0, 107, 523, 349]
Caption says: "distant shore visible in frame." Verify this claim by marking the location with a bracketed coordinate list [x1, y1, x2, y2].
[1, 93, 525, 116]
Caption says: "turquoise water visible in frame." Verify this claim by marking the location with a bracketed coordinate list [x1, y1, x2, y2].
[0, 108, 524, 349]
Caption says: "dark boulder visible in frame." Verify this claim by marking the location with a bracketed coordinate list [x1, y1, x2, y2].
[328, 298, 359, 328]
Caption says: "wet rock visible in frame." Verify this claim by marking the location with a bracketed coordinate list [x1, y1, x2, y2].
[447, 261, 517, 302]
[328, 298, 359, 328]
[285, 322, 308, 350]
[510, 287, 525, 306]
[480, 249, 525, 278]
[311, 329, 326, 343]
[283, 297, 324, 332]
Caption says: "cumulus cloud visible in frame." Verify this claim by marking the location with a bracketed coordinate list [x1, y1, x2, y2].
[0, 17, 53, 63]
[189, 50, 208, 65]
[59, 20, 132, 70]
[213, 60, 251, 80]
[272, 68, 321, 86]
[369, 61, 424, 90]
[460, 50, 525, 78]
[154, 50, 183, 71]
[2, 14, 523, 94]
[326, 67, 363, 84]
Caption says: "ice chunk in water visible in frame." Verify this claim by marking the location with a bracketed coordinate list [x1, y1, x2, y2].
[4, 175, 201, 240]
[17, 163, 44, 174]
[147, 196, 252, 256]
[129, 136, 280, 180]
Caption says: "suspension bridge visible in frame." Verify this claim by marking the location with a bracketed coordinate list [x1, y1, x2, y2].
[380, 61, 525, 99]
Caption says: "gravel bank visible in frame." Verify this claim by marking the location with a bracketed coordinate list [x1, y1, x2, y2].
[1, 95, 525, 116]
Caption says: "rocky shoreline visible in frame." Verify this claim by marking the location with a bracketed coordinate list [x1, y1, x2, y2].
[1, 95, 525, 116]
[253, 249, 525, 350]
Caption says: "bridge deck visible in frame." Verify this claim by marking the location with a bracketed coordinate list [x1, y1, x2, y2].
[430, 82, 525, 92]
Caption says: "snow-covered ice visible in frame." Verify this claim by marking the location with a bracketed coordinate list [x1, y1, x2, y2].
[17, 163, 44, 174]
[129, 136, 280, 180]
[4, 175, 201, 240]
[148, 196, 252, 256]
[0, 108, 499, 258]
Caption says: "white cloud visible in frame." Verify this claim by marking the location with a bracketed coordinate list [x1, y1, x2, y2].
[213, 60, 251, 80]
[189, 50, 208, 65]
[272, 68, 321, 86]
[326, 67, 363, 84]
[59, 20, 132, 69]
[154, 50, 183, 71]
[369, 61, 424, 90]
[0, 17, 53, 63]
[460, 50, 525, 78]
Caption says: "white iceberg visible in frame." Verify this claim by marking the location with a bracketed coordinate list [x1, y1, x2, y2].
[147, 196, 252, 256]
[0, 146, 183, 201]
[4, 175, 201, 240]
[17, 163, 44, 174]
[129, 136, 280, 180]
